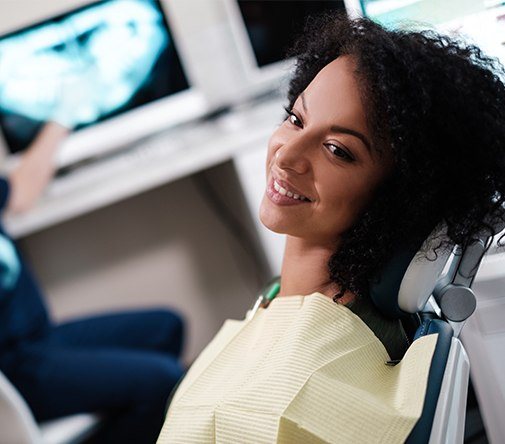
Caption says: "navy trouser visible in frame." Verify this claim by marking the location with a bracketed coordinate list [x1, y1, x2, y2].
[1, 308, 185, 444]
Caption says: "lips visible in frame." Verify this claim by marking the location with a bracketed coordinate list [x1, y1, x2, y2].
[266, 176, 313, 206]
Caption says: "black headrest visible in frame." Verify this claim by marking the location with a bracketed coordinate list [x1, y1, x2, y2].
[369, 227, 452, 319]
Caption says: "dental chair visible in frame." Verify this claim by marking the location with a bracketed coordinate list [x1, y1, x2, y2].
[255, 212, 504, 443]
[0, 370, 102, 444]
[368, 212, 505, 443]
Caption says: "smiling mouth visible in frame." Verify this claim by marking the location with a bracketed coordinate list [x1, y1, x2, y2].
[272, 179, 311, 202]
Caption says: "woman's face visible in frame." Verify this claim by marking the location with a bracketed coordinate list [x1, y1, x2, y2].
[260, 55, 391, 245]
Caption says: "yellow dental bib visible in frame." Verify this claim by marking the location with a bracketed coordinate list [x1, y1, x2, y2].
[157, 293, 437, 444]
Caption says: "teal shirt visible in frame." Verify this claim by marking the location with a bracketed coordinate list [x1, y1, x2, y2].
[0, 231, 20, 291]
[0, 178, 50, 350]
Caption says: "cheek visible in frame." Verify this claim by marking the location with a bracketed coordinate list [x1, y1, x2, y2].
[318, 170, 379, 232]
[265, 148, 273, 174]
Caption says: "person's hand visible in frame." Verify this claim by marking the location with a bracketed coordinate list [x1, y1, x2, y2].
[7, 122, 70, 214]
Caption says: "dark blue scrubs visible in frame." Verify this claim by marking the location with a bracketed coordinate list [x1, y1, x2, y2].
[0, 178, 185, 444]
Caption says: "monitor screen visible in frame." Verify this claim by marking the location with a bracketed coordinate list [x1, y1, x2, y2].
[237, 0, 346, 68]
[0, 0, 189, 155]
[360, 0, 488, 27]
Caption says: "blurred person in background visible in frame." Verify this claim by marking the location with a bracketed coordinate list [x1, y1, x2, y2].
[0, 83, 185, 444]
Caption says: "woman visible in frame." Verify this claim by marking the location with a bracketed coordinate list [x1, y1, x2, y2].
[158, 13, 505, 443]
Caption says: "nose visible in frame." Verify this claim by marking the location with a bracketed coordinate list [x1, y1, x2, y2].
[274, 133, 312, 175]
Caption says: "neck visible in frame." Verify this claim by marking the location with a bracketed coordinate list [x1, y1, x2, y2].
[279, 236, 355, 304]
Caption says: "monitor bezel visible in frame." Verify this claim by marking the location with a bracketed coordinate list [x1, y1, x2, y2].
[222, 0, 294, 88]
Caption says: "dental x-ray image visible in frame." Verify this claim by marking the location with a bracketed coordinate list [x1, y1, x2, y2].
[0, 0, 189, 154]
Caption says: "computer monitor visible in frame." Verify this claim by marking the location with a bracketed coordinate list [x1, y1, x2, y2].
[223, 0, 347, 98]
[0, 0, 208, 168]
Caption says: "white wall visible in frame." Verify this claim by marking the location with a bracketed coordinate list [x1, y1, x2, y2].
[233, 143, 285, 276]
[0, 0, 91, 33]
[461, 251, 505, 443]
[18, 167, 265, 364]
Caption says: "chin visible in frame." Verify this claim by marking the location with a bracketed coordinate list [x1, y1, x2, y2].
[259, 196, 285, 234]
[259, 195, 300, 235]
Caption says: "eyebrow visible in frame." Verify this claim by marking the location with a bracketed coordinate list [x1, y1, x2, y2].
[300, 91, 372, 153]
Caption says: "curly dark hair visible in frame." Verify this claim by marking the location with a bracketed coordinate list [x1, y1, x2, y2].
[283, 12, 505, 300]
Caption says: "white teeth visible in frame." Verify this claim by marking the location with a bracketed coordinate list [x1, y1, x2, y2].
[273, 180, 309, 201]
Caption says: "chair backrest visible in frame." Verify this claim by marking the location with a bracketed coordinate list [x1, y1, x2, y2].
[0, 369, 103, 444]
[0, 369, 41, 444]
[368, 234, 460, 444]
[369, 209, 505, 444]
[407, 318, 468, 444]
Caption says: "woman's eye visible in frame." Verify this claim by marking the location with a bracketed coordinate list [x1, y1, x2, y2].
[283, 107, 302, 128]
[325, 143, 354, 162]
